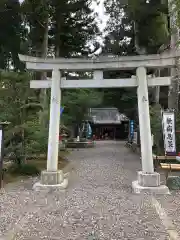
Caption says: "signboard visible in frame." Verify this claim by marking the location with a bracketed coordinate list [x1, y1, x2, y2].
[162, 111, 176, 154]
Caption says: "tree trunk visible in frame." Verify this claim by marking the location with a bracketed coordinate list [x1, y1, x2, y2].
[154, 69, 160, 104]
[168, 0, 179, 110]
[133, 21, 146, 55]
[39, 17, 49, 126]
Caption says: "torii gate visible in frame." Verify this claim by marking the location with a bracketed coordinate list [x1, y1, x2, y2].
[19, 51, 180, 194]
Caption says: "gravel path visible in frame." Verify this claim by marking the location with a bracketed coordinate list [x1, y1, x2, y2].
[0, 141, 169, 240]
[155, 190, 180, 237]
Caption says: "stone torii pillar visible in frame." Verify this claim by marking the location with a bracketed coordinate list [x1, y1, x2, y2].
[34, 68, 68, 190]
[131, 67, 168, 194]
[137, 67, 154, 173]
[47, 69, 61, 172]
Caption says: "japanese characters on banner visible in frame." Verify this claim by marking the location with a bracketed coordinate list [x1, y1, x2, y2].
[162, 111, 176, 154]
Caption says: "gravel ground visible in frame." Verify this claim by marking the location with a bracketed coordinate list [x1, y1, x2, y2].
[0, 141, 170, 240]
[156, 190, 180, 237]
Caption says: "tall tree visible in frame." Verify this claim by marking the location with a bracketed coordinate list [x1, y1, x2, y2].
[102, 0, 170, 117]
[104, 0, 169, 55]
[49, 0, 99, 57]
[21, 0, 101, 129]
[22, 0, 52, 125]
[22, 0, 99, 57]
[21, 0, 50, 57]
[0, 0, 24, 70]
[167, 0, 180, 110]
[127, 0, 169, 54]
[102, 0, 137, 119]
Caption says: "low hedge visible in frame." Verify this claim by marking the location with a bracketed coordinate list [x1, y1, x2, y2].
[66, 141, 95, 148]
[7, 163, 40, 176]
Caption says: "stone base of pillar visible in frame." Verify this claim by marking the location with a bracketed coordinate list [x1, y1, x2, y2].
[132, 171, 169, 194]
[33, 170, 68, 191]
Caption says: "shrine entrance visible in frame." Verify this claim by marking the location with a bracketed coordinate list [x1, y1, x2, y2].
[92, 124, 128, 140]
[94, 125, 116, 140]
[18, 51, 180, 194]
[89, 107, 129, 140]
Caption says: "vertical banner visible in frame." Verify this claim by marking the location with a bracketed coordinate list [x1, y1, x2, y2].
[60, 106, 64, 115]
[130, 120, 134, 141]
[87, 123, 92, 138]
[162, 111, 176, 155]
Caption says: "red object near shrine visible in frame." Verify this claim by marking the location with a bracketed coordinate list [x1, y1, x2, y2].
[59, 135, 62, 141]
[178, 152, 180, 157]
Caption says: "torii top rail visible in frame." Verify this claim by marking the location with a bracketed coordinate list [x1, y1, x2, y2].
[19, 50, 180, 70]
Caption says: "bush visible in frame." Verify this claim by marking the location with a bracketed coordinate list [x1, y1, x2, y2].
[8, 163, 40, 176]
[24, 119, 48, 155]
[150, 104, 164, 155]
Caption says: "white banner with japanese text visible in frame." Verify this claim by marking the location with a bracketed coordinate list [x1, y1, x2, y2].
[162, 111, 176, 154]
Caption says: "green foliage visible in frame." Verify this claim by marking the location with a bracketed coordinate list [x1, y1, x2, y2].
[127, 0, 169, 53]
[105, 0, 169, 54]
[150, 104, 164, 155]
[0, 0, 25, 70]
[21, 0, 51, 56]
[22, 0, 99, 57]
[0, 71, 40, 123]
[8, 163, 40, 176]
[102, 0, 170, 117]
[62, 89, 103, 126]
[102, 88, 137, 119]
[104, 1, 135, 56]
[24, 119, 48, 155]
[0, 71, 48, 167]
[171, 0, 180, 46]
[50, 0, 99, 57]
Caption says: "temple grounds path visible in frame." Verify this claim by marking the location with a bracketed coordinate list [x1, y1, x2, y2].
[0, 141, 178, 239]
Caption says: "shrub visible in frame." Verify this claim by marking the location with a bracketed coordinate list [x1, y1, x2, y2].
[8, 163, 40, 176]
[150, 104, 164, 155]
[24, 119, 48, 155]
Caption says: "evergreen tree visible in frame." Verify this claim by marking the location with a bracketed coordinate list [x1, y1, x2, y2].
[49, 0, 99, 57]
[22, 0, 99, 57]
[104, 0, 169, 55]
[0, 0, 24, 70]
[21, 0, 50, 57]
[127, 0, 169, 54]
